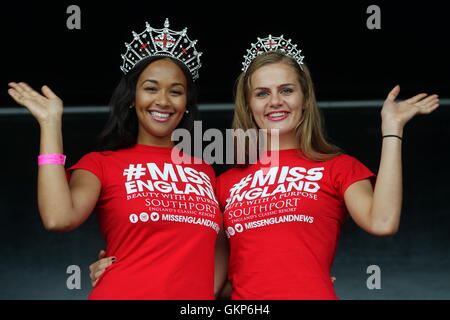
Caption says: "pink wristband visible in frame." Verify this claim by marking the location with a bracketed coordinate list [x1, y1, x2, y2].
[38, 154, 66, 166]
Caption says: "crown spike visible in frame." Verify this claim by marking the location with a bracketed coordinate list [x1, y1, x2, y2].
[145, 22, 153, 32]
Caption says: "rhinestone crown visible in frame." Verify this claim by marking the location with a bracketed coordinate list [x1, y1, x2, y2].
[242, 34, 304, 72]
[120, 18, 202, 80]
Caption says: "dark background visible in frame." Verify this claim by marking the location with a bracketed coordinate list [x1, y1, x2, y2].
[0, 1, 449, 299]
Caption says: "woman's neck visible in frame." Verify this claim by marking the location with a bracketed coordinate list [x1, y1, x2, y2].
[137, 134, 174, 148]
[265, 132, 300, 151]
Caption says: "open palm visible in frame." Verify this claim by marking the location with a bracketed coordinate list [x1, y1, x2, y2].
[381, 85, 440, 128]
[7, 82, 63, 125]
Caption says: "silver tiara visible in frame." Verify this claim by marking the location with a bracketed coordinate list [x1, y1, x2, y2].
[241, 34, 304, 72]
[120, 18, 202, 80]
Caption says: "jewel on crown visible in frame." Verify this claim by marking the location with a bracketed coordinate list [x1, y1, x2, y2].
[120, 18, 202, 80]
[241, 34, 305, 72]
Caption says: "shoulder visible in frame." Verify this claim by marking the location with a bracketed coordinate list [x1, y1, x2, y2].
[193, 161, 217, 179]
[325, 153, 372, 179]
[68, 149, 123, 173]
[326, 153, 363, 168]
[183, 154, 217, 177]
[79, 150, 116, 160]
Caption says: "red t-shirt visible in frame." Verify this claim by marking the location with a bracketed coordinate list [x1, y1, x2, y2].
[66, 144, 222, 300]
[216, 149, 376, 300]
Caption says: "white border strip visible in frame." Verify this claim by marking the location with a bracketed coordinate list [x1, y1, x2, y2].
[1, 99, 449, 115]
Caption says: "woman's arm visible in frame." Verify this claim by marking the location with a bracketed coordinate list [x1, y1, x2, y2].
[8, 82, 100, 231]
[344, 85, 439, 236]
[214, 229, 229, 299]
[217, 281, 232, 300]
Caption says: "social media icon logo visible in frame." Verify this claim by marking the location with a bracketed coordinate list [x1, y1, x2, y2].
[150, 212, 160, 222]
[140, 212, 149, 222]
[129, 214, 138, 224]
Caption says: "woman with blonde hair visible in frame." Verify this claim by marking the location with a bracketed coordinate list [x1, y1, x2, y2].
[233, 49, 342, 162]
[215, 35, 439, 299]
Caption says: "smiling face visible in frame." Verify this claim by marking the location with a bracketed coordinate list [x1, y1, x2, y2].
[249, 61, 304, 148]
[134, 58, 188, 146]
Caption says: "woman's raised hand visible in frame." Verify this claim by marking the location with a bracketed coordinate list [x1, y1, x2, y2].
[7, 82, 63, 125]
[381, 85, 440, 134]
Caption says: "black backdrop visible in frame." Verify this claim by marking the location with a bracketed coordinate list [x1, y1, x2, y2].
[0, 0, 449, 299]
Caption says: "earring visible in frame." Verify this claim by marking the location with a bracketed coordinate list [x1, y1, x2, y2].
[129, 105, 134, 109]
[185, 109, 189, 114]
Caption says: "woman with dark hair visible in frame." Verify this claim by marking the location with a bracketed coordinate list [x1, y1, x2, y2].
[96, 55, 199, 152]
[7, 20, 223, 300]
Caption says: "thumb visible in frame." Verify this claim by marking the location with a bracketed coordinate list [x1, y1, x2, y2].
[98, 249, 106, 259]
[387, 85, 400, 101]
[41, 85, 59, 99]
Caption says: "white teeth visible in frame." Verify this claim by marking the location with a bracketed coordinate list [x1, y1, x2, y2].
[150, 111, 171, 118]
[268, 112, 288, 117]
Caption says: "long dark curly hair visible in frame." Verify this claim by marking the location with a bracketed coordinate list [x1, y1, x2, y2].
[96, 56, 199, 151]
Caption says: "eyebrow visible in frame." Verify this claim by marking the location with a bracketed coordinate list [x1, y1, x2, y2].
[253, 83, 296, 91]
[142, 79, 186, 88]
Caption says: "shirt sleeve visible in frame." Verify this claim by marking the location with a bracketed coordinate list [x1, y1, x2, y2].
[65, 152, 104, 184]
[331, 154, 376, 198]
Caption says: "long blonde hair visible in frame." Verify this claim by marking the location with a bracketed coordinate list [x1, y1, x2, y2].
[233, 51, 343, 163]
